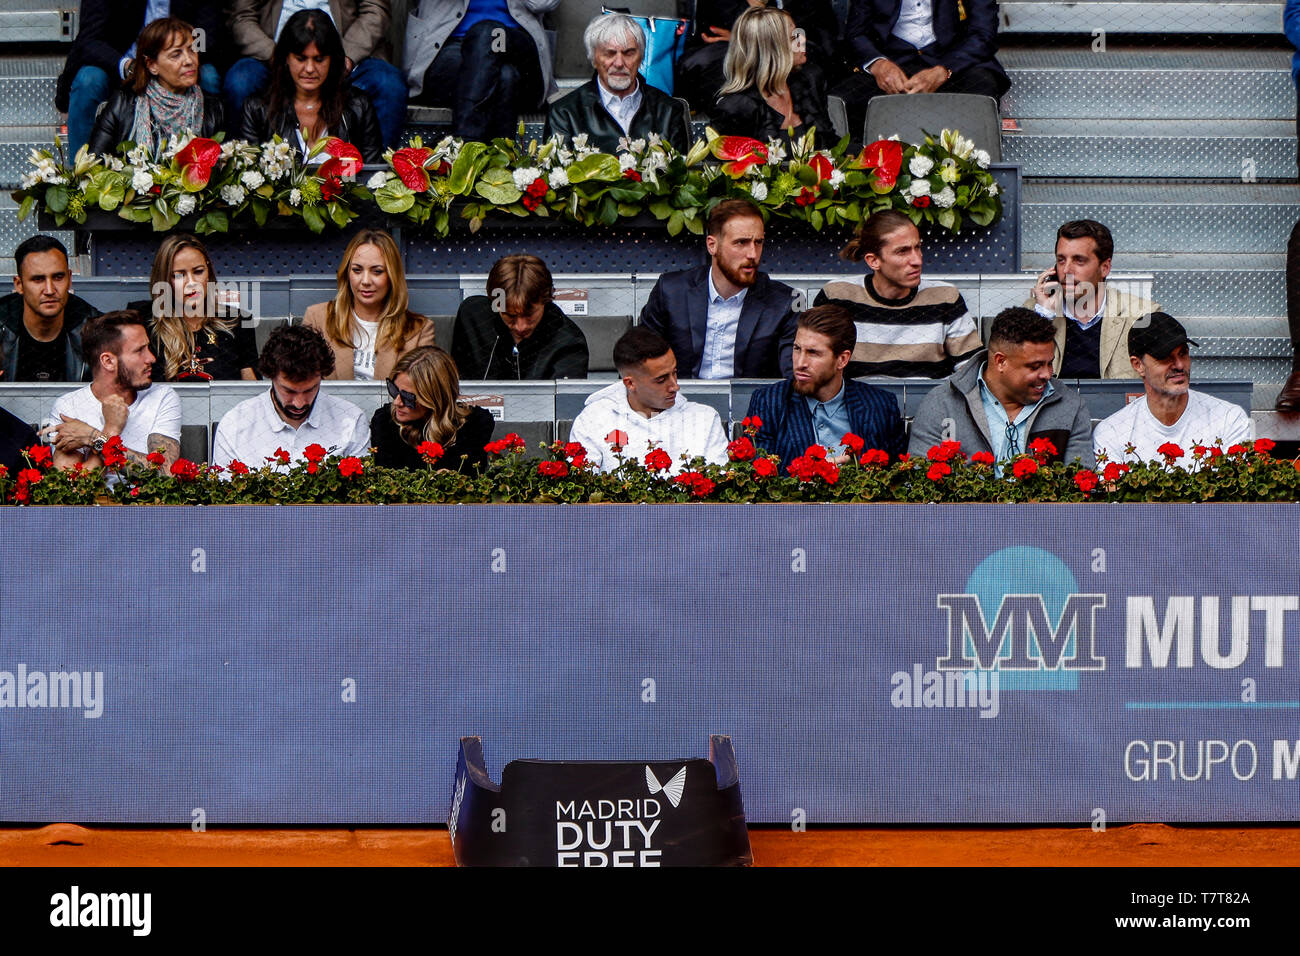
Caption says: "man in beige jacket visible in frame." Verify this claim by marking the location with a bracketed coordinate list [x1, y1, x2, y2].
[1025, 219, 1159, 379]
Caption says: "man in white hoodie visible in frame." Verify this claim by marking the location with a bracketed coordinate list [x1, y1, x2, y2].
[568, 327, 729, 473]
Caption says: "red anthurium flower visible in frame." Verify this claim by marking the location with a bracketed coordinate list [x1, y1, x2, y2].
[391, 146, 434, 192]
[322, 138, 363, 177]
[175, 137, 221, 189]
[858, 139, 902, 193]
[809, 153, 834, 182]
[710, 135, 768, 177]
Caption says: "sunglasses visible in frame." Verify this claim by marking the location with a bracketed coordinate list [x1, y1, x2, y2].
[386, 378, 419, 408]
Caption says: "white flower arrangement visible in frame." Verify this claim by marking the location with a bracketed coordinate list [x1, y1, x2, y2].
[512, 166, 542, 189]
[749, 181, 768, 201]
[366, 170, 389, 190]
[547, 167, 570, 189]
[240, 170, 265, 190]
[175, 194, 196, 216]
[909, 155, 934, 177]
[908, 178, 931, 198]
[219, 185, 246, 205]
[932, 186, 956, 208]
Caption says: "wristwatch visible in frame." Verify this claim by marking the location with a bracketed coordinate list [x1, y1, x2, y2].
[90, 433, 105, 454]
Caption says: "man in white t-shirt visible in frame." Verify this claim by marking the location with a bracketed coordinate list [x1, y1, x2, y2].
[44, 310, 181, 470]
[212, 324, 369, 472]
[1092, 312, 1252, 467]
[568, 327, 728, 474]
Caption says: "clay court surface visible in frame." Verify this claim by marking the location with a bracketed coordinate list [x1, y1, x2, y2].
[1, 823, 1297, 866]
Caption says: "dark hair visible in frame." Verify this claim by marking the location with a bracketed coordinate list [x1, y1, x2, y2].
[81, 310, 147, 366]
[14, 235, 68, 276]
[707, 198, 763, 238]
[267, 9, 348, 138]
[797, 304, 857, 358]
[839, 210, 915, 262]
[128, 17, 197, 95]
[613, 327, 671, 373]
[1056, 219, 1113, 264]
[987, 307, 1057, 351]
[259, 324, 336, 380]
[487, 254, 554, 313]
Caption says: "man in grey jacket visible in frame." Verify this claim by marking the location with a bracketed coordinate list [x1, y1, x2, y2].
[908, 307, 1094, 469]
[404, 0, 558, 140]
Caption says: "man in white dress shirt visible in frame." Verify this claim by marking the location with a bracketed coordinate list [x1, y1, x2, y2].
[569, 327, 729, 473]
[1092, 312, 1252, 467]
[212, 324, 369, 471]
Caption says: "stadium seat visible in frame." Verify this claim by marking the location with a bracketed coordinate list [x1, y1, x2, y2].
[500, 420, 555, 450]
[181, 423, 208, 464]
[864, 93, 1001, 160]
[571, 314, 632, 372]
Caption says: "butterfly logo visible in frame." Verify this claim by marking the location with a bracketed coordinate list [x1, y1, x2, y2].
[645, 765, 686, 808]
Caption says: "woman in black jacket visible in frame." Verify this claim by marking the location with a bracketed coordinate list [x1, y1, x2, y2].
[711, 5, 834, 150]
[88, 17, 224, 156]
[238, 9, 382, 163]
[371, 346, 495, 473]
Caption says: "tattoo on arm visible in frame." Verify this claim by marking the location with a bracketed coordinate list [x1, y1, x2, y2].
[123, 434, 180, 468]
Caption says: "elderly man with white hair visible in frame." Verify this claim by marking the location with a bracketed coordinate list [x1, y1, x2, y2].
[545, 12, 690, 153]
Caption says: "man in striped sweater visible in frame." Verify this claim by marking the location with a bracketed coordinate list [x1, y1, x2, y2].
[815, 210, 982, 379]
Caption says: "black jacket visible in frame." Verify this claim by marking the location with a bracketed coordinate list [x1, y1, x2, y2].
[450, 297, 589, 380]
[370, 403, 495, 473]
[638, 266, 797, 379]
[544, 78, 690, 154]
[239, 87, 384, 163]
[88, 87, 225, 156]
[712, 69, 835, 149]
[55, 0, 226, 113]
[844, 0, 1008, 84]
[0, 292, 98, 382]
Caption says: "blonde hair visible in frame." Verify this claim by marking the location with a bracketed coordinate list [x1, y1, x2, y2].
[718, 6, 795, 99]
[147, 234, 233, 381]
[324, 230, 425, 356]
[390, 346, 471, 450]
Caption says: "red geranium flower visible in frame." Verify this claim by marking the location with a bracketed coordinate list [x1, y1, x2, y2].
[170, 458, 200, 481]
[927, 462, 952, 481]
[1011, 458, 1038, 479]
[537, 459, 568, 478]
[338, 456, 364, 478]
[804, 444, 828, 460]
[1253, 438, 1276, 456]
[971, 450, 995, 466]
[841, 432, 865, 455]
[861, 448, 890, 467]
[485, 433, 526, 455]
[25, 444, 52, 468]
[1227, 444, 1246, 456]
[644, 448, 672, 472]
[147, 450, 166, 468]
[271, 447, 291, 465]
[741, 415, 762, 431]
[1074, 469, 1099, 494]
[418, 441, 444, 463]
[927, 440, 963, 463]
[101, 436, 126, 469]
[1102, 461, 1129, 483]
[303, 443, 327, 464]
[672, 471, 715, 497]
[228, 459, 249, 476]
[727, 437, 756, 461]
[753, 457, 777, 478]
[1028, 436, 1057, 460]
[605, 429, 629, 453]
[1157, 442, 1184, 460]
[17, 467, 41, 485]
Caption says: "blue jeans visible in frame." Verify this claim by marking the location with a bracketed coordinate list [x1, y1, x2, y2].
[68, 63, 220, 157]
[416, 21, 541, 141]
[223, 55, 406, 148]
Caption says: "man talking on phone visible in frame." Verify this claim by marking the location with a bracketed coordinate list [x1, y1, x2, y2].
[1025, 219, 1158, 379]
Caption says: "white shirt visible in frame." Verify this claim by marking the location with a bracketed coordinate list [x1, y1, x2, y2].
[211, 388, 370, 472]
[891, 0, 938, 50]
[598, 78, 642, 137]
[50, 384, 182, 455]
[698, 270, 747, 380]
[1035, 289, 1108, 330]
[352, 316, 379, 380]
[1092, 389, 1252, 468]
[276, 0, 333, 41]
[568, 382, 729, 474]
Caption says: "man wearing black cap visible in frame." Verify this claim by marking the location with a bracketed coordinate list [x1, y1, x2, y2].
[1092, 312, 1251, 466]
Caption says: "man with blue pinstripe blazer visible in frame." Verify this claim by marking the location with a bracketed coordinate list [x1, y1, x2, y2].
[746, 304, 905, 472]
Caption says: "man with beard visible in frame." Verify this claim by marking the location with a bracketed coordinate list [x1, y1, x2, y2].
[544, 13, 689, 154]
[1092, 312, 1250, 467]
[746, 303, 903, 471]
[46, 310, 181, 470]
[640, 199, 798, 380]
[212, 324, 368, 472]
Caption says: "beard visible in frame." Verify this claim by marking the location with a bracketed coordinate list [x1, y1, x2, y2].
[792, 367, 834, 396]
[115, 362, 150, 392]
[717, 257, 758, 289]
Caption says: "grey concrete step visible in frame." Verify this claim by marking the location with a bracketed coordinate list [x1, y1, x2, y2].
[0, 4, 75, 43]
[1021, 182, 1300, 255]
[1001, 49, 1294, 120]
[0, 125, 58, 188]
[998, 1, 1284, 34]
[1005, 119, 1297, 178]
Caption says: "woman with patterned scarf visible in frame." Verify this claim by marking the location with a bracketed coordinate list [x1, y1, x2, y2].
[88, 17, 223, 157]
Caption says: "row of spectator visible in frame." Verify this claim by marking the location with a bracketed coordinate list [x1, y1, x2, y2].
[60, 1, 1008, 162]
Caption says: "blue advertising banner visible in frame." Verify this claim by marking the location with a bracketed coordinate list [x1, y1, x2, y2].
[2, 504, 1299, 824]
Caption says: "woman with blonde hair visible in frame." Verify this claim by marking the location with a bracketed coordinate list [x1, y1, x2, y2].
[127, 234, 258, 380]
[712, 5, 832, 148]
[303, 229, 436, 380]
[370, 346, 494, 472]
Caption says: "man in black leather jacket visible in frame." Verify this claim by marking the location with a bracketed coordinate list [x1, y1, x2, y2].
[0, 236, 97, 383]
[544, 13, 690, 154]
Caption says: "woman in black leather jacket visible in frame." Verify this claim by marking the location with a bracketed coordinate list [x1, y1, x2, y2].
[711, 5, 834, 150]
[88, 17, 224, 157]
[237, 8, 382, 163]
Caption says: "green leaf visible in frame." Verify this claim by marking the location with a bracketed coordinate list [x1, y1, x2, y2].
[968, 203, 995, 227]
[150, 200, 179, 231]
[98, 178, 125, 210]
[667, 209, 684, 236]
[684, 214, 703, 235]
[648, 200, 673, 219]
[194, 210, 228, 235]
[328, 201, 350, 228]
[251, 198, 269, 227]
[810, 209, 823, 231]
[302, 204, 325, 233]
[374, 179, 415, 214]
[46, 185, 69, 212]
[566, 153, 621, 184]
[447, 141, 488, 194]
[597, 194, 618, 226]
[16, 194, 34, 222]
[475, 166, 523, 205]
[615, 202, 640, 217]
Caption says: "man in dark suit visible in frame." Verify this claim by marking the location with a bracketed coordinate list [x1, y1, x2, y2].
[746, 303, 904, 471]
[55, 0, 225, 158]
[545, 13, 690, 153]
[639, 199, 797, 380]
[831, 0, 1010, 140]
